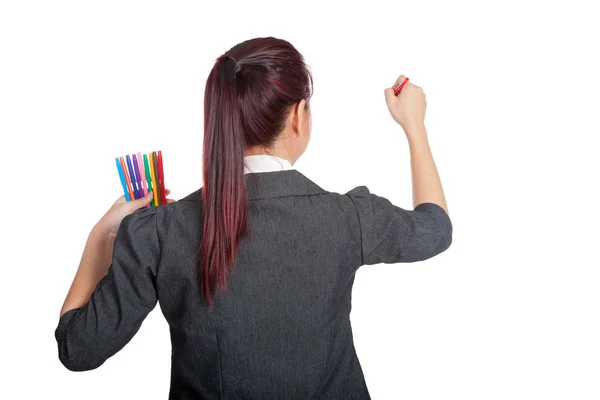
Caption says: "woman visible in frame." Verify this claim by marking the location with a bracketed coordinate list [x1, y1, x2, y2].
[55, 37, 452, 399]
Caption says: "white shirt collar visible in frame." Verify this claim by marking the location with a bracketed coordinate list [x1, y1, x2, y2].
[243, 154, 294, 174]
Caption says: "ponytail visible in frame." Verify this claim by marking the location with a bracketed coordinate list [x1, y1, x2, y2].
[200, 55, 248, 307]
[199, 37, 314, 307]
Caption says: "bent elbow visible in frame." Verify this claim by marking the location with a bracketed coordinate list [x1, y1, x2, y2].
[57, 341, 104, 372]
[407, 225, 453, 263]
[433, 207, 453, 256]
[439, 226, 453, 254]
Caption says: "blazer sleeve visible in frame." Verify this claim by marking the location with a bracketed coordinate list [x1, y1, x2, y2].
[346, 186, 453, 265]
[54, 208, 160, 371]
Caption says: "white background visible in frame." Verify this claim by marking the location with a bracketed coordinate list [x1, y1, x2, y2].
[1, 1, 599, 399]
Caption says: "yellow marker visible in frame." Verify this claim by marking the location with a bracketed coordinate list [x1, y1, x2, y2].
[148, 152, 159, 207]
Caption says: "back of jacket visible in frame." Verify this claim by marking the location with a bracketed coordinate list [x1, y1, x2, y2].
[55, 169, 453, 400]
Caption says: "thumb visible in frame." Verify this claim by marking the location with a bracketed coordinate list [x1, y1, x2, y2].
[128, 191, 154, 211]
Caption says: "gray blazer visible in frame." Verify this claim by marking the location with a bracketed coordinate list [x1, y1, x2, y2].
[55, 169, 453, 399]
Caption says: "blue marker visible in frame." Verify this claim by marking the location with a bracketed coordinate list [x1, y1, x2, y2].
[125, 154, 139, 199]
[115, 158, 131, 201]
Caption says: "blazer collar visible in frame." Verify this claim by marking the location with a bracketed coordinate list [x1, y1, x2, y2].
[180, 169, 328, 202]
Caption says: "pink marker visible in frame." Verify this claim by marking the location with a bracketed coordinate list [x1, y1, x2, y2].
[137, 152, 148, 197]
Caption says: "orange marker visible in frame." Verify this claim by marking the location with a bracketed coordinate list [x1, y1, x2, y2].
[119, 156, 134, 201]
[148, 152, 159, 207]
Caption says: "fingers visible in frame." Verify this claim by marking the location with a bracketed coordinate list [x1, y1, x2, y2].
[384, 87, 398, 106]
[385, 75, 409, 103]
[392, 75, 407, 87]
[127, 191, 154, 212]
[388, 75, 425, 93]
[163, 189, 177, 204]
[121, 189, 174, 212]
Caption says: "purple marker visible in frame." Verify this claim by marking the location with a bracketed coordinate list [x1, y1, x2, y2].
[133, 154, 143, 199]
[125, 154, 139, 199]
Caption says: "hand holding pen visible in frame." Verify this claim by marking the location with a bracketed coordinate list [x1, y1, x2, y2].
[107, 149, 175, 240]
[384, 75, 427, 137]
[95, 188, 176, 241]
[116, 151, 168, 207]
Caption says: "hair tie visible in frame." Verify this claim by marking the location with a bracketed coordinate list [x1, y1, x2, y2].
[225, 54, 238, 66]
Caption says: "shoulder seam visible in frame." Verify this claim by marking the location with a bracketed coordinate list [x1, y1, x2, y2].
[345, 193, 364, 266]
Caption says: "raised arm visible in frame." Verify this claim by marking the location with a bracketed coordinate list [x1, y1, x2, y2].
[384, 75, 448, 213]
[345, 76, 452, 266]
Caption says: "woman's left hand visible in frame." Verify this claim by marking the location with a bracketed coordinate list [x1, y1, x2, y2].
[95, 190, 176, 240]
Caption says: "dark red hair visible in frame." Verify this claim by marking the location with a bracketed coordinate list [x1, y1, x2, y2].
[200, 37, 313, 306]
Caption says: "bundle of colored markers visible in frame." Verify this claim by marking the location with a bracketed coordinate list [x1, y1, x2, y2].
[115, 151, 166, 206]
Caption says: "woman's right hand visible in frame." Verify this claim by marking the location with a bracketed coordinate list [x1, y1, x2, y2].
[384, 75, 427, 137]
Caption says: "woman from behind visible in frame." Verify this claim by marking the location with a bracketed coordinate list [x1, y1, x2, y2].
[56, 36, 452, 399]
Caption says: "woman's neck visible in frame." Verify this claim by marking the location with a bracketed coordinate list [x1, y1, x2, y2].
[244, 145, 294, 165]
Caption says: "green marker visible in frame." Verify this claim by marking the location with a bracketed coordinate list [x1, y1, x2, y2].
[143, 154, 154, 207]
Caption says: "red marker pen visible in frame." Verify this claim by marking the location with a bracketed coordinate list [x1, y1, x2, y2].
[393, 77, 409, 96]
